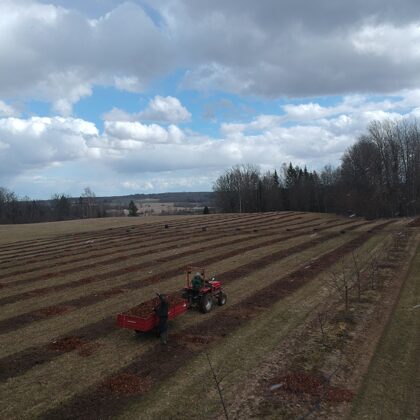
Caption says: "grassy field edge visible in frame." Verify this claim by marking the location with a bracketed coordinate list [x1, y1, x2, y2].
[349, 234, 420, 420]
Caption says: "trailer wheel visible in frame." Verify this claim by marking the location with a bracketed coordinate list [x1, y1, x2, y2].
[200, 294, 213, 313]
[218, 292, 227, 306]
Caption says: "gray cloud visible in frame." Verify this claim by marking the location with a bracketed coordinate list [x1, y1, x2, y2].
[104, 96, 191, 124]
[2, 0, 420, 110]
[170, 0, 420, 97]
[0, 1, 172, 114]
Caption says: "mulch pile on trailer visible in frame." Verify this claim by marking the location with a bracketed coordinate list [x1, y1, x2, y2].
[125, 292, 185, 319]
[271, 371, 354, 403]
[101, 373, 152, 395]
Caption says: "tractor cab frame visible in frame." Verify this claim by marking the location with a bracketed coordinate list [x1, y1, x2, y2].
[182, 266, 227, 313]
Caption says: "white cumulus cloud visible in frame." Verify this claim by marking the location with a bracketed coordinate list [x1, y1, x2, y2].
[0, 100, 18, 117]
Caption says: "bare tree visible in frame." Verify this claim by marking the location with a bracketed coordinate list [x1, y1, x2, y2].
[329, 259, 353, 312]
[351, 252, 362, 301]
[80, 187, 96, 218]
[364, 251, 377, 290]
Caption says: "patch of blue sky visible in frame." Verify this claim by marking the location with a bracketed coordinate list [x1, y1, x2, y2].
[283, 95, 344, 107]
[73, 85, 146, 130]
[137, 0, 165, 28]
[23, 100, 51, 119]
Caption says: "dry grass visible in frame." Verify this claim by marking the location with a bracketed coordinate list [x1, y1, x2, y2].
[116, 230, 393, 420]
[0, 212, 403, 419]
[349, 236, 420, 420]
[0, 214, 210, 245]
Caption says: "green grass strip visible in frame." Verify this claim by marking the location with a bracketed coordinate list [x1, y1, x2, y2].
[349, 240, 420, 420]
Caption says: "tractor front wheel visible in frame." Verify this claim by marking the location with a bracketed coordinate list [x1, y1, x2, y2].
[218, 292, 227, 306]
[200, 294, 213, 313]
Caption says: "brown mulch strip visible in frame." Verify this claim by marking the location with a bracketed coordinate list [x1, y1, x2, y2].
[77, 343, 101, 357]
[100, 288, 126, 298]
[0, 219, 372, 383]
[171, 333, 221, 350]
[0, 317, 116, 383]
[48, 336, 88, 352]
[0, 213, 301, 290]
[408, 217, 420, 227]
[35, 305, 75, 318]
[41, 221, 392, 420]
[47, 336, 100, 357]
[272, 371, 354, 403]
[101, 373, 152, 396]
[0, 212, 279, 268]
[0, 218, 364, 335]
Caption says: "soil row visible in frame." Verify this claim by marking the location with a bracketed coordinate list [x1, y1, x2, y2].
[0, 212, 297, 269]
[0, 212, 281, 266]
[0, 219, 359, 330]
[0, 219, 372, 382]
[39, 221, 394, 420]
[0, 213, 251, 254]
[0, 215, 314, 298]
[0, 213, 266, 263]
[0, 213, 303, 280]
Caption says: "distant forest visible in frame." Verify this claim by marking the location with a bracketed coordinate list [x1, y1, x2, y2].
[213, 119, 420, 219]
[0, 187, 105, 224]
[0, 187, 214, 224]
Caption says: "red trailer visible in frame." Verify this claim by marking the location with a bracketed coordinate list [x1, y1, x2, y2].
[117, 294, 188, 333]
[117, 266, 227, 336]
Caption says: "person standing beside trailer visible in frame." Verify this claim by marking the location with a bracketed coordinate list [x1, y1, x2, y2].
[155, 294, 169, 345]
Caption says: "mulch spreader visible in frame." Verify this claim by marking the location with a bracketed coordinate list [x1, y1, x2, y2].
[117, 266, 227, 335]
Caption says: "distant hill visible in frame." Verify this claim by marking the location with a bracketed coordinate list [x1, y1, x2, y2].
[95, 192, 215, 207]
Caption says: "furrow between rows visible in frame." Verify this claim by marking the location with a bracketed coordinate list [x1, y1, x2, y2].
[0, 219, 360, 330]
[0, 219, 375, 383]
[0, 213, 303, 279]
[39, 220, 393, 420]
[0, 213, 269, 263]
[0, 216, 318, 298]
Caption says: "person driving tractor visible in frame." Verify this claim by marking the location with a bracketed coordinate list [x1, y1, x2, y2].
[192, 272, 203, 293]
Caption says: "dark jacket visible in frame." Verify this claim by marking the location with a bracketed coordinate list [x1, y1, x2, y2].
[155, 298, 169, 333]
[192, 275, 203, 290]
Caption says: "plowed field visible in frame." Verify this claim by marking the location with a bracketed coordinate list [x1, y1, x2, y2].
[0, 212, 417, 419]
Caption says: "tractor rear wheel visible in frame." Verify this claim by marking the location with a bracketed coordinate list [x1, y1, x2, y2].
[200, 294, 213, 313]
[218, 292, 227, 306]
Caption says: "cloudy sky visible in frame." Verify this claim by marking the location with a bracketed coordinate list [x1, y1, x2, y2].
[1, 0, 420, 198]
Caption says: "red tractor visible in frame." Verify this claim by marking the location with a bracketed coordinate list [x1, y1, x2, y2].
[117, 266, 227, 335]
[182, 266, 227, 313]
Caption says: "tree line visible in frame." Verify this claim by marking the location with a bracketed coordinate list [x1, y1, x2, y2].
[0, 187, 106, 224]
[213, 119, 420, 218]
